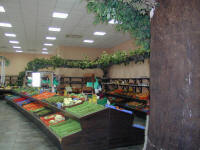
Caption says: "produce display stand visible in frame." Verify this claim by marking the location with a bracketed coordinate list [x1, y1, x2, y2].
[5, 90, 144, 150]
[102, 77, 150, 93]
[60, 77, 85, 88]
[105, 93, 148, 118]
[59, 76, 101, 88]
[102, 78, 150, 119]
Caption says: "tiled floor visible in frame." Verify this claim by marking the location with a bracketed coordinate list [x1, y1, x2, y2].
[0, 100, 143, 150]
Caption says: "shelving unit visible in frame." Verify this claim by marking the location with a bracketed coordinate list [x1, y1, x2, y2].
[102, 77, 149, 93]
[5, 90, 144, 150]
[60, 77, 85, 87]
[58, 76, 101, 95]
[0, 75, 20, 86]
[102, 78, 150, 118]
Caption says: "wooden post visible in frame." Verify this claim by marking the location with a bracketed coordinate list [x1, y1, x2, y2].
[148, 0, 200, 149]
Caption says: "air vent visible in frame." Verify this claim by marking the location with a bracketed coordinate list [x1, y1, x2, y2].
[65, 34, 83, 39]
[0, 46, 9, 49]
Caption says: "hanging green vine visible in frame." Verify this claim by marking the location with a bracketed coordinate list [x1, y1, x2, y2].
[86, 0, 151, 49]
[119, 0, 157, 15]
[17, 48, 150, 86]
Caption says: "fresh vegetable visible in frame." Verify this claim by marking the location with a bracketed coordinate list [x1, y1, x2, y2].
[65, 102, 105, 117]
[49, 119, 82, 138]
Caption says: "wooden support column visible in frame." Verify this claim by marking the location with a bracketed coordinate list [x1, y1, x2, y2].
[148, 0, 200, 149]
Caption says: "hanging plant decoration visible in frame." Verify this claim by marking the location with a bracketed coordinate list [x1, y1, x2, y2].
[17, 48, 150, 86]
[119, 0, 158, 15]
[86, 0, 152, 50]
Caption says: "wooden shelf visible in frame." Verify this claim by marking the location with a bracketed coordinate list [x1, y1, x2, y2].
[105, 93, 148, 104]
[102, 83, 149, 88]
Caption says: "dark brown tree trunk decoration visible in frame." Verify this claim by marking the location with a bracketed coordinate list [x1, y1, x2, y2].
[148, 0, 200, 149]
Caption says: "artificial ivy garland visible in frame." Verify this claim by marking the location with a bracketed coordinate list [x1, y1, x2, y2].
[17, 48, 150, 85]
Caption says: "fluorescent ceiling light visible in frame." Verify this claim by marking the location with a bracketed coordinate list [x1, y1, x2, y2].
[13, 46, 21, 49]
[83, 40, 94, 43]
[48, 27, 61, 32]
[108, 19, 118, 24]
[44, 43, 53, 46]
[94, 32, 106, 36]
[46, 36, 56, 40]
[42, 51, 48, 54]
[16, 50, 23, 53]
[5, 33, 16, 37]
[52, 12, 68, 19]
[9, 40, 19, 44]
[0, 23, 12, 27]
[42, 48, 47, 51]
[0, 6, 5, 12]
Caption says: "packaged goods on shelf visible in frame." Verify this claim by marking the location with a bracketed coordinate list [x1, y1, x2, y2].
[49, 119, 82, 138]
[65, 102, 105, 117]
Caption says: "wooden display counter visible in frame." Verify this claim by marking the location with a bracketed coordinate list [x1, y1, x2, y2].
[6, 91, 144, 150]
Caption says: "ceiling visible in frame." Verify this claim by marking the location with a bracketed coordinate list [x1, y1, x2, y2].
[0, 0, 131, 54]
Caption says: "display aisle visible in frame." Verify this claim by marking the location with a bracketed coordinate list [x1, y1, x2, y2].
[0, 100, 144, 150]
[2, 88, 145, 150]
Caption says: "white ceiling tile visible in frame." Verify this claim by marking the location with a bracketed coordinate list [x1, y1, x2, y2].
[0, 0, 131, 54]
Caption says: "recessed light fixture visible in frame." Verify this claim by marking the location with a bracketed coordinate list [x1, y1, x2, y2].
[83, 40, 94, 43]
[9, 40, 19, 44]
[46, 36, 56, 40]
[48, 27, 61, 32]
[44, 43, 53, 46]
[94, 32, 106, 36]
[13, 46, 21, 49]
[5, 33, 16, 37]
[52, 12, 68, 19]
[0, 23, 12, 27]
[0, 6, 5, 12]
[108, 19, 118, 24]
[16, 50, 23, 53]
[42, 48, 47, 51]
[42, 51, 48, 54]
